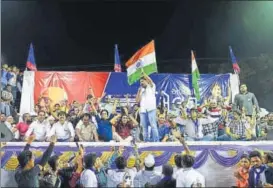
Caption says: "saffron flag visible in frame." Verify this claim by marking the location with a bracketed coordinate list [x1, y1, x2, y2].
[125, 40, 157, 85]
[191, 50, 200, 100]
[229, 46, 240, 74]
[26, 43, 37, 71]
[114, 44, 122, 72]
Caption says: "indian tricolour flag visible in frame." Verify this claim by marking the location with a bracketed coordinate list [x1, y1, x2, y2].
[191, 50, 201, 100]
[125, 40, 158, 85]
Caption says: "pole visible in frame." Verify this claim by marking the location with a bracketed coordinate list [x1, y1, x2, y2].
[0, 54, 2, 96]
[0, 53, 2, 188]
[0, 142, 2, 188]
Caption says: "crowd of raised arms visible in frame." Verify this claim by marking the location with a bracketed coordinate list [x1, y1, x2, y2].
[1, 64, 273, 142]
[11, 135, 273, 188]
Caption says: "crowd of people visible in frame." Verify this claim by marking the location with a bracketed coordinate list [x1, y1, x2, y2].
[1, 66, 273, 187]
[1, 68, 273, 142]
[13, 133, 273, 188]
[1, 64, 23, 116]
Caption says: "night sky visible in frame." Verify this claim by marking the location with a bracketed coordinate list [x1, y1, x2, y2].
[2, 1, 273, 72]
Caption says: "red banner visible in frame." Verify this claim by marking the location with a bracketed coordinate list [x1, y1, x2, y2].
[34, 72, 110, 104]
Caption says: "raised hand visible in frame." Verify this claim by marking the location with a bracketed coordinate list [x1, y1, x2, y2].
[27, 135, 36, 144]
[113, 98, 118, 104]
[172, 129, 181, 139]
[79, 145, 84, 156]
[50, 135, 57, 143]
[141, 68, 145, 76]
[118, 146, 124, 155]
[124, 107, 129, 115]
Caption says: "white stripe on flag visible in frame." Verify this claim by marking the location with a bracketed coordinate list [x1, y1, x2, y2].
[127, 52, 156, 76]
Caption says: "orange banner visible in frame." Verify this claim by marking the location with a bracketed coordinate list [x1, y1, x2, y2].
[34, 71, 110, 105]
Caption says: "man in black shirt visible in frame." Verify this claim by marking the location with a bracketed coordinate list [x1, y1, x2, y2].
[15, 135, 57, 187]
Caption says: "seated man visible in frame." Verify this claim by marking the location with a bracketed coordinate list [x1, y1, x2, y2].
[173, 108, 217, 141]
[47, 111, 75, 142]
[1, 84, 13, 116]
[157, 114, 170, 142]
[217, 111, 251, 141]
[0, 113, 14, 141]
[76, 113, 98, 142]
[13, 113, 32, 141]
[200, 99, 222, 121]
[50, 103, 61, 120]
[25, 110, 51, 142]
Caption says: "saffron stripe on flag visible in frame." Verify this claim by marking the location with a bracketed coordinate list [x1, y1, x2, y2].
[125, 40, 155, 67]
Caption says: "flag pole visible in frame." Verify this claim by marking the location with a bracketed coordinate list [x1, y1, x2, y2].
[0, 55, 2, 187]
[0, 55, 2, 92]
[0, 142, 1, 188]
[229, 47, 240, 104]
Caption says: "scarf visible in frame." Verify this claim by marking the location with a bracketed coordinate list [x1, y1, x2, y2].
[192, 119, 199, 136]
[161, 175, 172, 181]
[89, 167, 96, 173]
[251, 165, 266, 187]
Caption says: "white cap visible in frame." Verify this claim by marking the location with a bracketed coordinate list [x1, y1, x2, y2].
[144, 154, 155, 168]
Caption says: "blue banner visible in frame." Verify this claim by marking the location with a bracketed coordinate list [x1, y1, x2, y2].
[104, 73, 230, 110]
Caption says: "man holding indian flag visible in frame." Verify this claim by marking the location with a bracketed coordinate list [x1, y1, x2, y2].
[125, 40, 159, 142]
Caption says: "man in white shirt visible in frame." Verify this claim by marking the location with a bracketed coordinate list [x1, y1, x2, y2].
[174, 108, 217, 141]
[80, 153, 98, 188]
[136, 72, 159, 142]
[107, 156, 131, 187]
[176, 154, 205, 187]
[133, 154, 161, 187]
[125, 155, 137, 183]
[47, 111, 75, 142]
[25, 110, 51, 142]
[173, 154, 183, 179]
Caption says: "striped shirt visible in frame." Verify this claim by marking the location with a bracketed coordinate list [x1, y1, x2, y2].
[226, 119, 250, 138]
[204, 108, 222, 120]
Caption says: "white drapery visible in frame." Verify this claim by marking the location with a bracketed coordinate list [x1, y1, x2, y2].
[19, 71, 35, 115]
[230, 73, 240, 102]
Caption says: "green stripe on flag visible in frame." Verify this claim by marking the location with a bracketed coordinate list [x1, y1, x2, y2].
[128, 63, 157, 85]
[192, 69, 200, 100]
